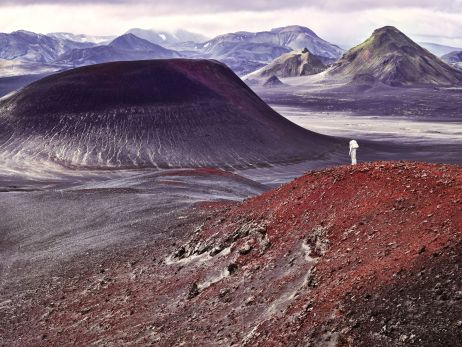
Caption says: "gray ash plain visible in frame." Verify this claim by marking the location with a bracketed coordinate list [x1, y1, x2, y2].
[254, 86, 462, 120]
[251, 86, 462, 169]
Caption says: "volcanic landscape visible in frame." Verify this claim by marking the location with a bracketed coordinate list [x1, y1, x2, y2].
[0, 25, 462, 347]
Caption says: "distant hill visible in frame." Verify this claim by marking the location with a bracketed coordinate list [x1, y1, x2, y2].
[55, 34, 181, 67]
[419, 42, 462, 57]
[441, 50, 462, 64]
[327, 26, 462, 87]
[442, 51, 462, 71]
[0, 30, 93, 64]
[202, 26, 343, 58]
[246, 48, 327, 80]
[263, 75, 284, 87]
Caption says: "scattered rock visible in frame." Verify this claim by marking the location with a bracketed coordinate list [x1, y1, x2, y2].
[245, 296, 256, 306]
[173, 246, 186, 259]
[227, 263, 238, 275]
[187, 283, 200, 299]
[238, 243, 252, 255]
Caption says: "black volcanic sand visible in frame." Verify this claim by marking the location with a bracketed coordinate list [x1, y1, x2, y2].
[0, 168, 266, 280]
[0, 73, 54, 98]
[255, 86, 462, 120]
[0, 169, 266, 337]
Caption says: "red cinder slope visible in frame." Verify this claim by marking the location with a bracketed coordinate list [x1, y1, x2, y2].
[8, 162, 461, 346]
[168, 161, 462, 346]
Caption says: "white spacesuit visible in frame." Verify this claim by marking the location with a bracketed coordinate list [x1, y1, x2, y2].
[349, 140, 359, 165]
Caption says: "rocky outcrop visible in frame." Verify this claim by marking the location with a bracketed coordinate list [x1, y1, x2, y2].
[246, 48, 327, 80]
[263, 75, 284, 87]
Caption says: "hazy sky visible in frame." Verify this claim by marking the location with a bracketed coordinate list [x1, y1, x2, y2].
[1, 0, 462, 47]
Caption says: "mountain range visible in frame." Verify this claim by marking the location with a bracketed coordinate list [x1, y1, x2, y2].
[1, 25, 461, 88]
[55, 34, 181, 67]
[198, 26, 342, 58]
[126, 28, 208, 47]
[244, 26, 462, 90]
[0, 30, 93, 64]
[419, 42, 462, 57]
[195, 25, 343, 75]
[441, 50, 462, 70]
[0, 26, 343, 77]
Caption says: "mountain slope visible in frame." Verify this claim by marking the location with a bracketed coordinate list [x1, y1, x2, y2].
[0, 30, 93, 63]
[55, 34, 181, 67]
[442, 50, 462, 68]
[109, 33, 166, 51]
[48, 32, 114, 44]
[270, 25, 343, 57]
[0, 59, 340, 169]
[126, 28, 208, 47]
[419, 42, 462, 57]
[327, 26, 462, 87]
[173, 162, 461, 346]
[200, 25, 343, 75]
[203, 26, 343, 59]
[203, 41, 291, 76]
[246, 48, 327, 79]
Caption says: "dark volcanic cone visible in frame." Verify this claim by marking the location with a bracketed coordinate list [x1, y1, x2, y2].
[328, 26, 462, 87]
[0, 59, 339, 169]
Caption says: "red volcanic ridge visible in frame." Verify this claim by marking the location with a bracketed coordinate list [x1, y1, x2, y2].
[0, 59, 339, 169]
[19, 161, 461, 346]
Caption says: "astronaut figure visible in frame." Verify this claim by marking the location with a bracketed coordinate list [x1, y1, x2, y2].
[349, 139, 359, 165]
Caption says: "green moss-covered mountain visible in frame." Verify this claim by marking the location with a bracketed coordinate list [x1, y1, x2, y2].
[328, 26, 462, 87]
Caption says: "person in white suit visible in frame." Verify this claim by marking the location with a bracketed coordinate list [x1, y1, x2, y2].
[349, 140, 359, 165]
